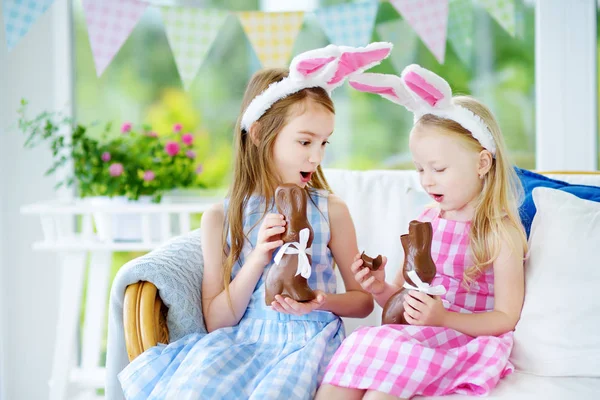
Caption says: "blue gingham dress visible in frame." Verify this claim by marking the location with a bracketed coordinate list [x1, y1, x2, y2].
[118, 189, 344, 399]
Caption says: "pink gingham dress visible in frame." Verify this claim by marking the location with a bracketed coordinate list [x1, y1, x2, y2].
[322, 207, 514, 398]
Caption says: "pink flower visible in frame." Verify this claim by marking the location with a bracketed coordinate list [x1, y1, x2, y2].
[173, 123, 183, 133]
[182, 133, 194, 145]
[195, 165, 203, 175]
[186, 150, 196, 159]
[143, 170, 155, 182]
[146, 131, 158, 138]
[165, 141, 180, 157]
[109, 163, 124, 177]
[121, 122, 132, 133]
[101, 152, 111, 162]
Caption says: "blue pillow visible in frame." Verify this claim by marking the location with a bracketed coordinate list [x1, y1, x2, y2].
[515, 167, 600, 237]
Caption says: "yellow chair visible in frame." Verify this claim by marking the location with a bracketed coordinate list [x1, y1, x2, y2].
[123, 281, 169, 361]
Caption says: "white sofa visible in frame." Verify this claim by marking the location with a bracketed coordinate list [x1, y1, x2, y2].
[324, 169, 600, 399]
[108, 169, 600, 399]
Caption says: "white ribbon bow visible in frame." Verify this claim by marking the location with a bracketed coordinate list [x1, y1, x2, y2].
[403, 270, 447, 296]
[273, 228, 313, 279]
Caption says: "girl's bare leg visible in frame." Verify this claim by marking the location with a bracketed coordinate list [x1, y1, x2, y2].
[315, 384, 366, 400]
[363, 389, 406, 400]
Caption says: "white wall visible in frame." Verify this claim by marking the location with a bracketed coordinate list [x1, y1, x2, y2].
[0, 132, 5, 400]
[535, 0, 598, 170]
[0, 4, 64, 399]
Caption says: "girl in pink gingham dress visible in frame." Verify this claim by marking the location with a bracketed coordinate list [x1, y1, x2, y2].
[317, 65, 528, 400]
[320, 207, 515, 398]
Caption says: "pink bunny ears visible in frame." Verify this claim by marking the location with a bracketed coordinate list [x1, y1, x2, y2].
[240, 42, 393, 132]
[348, 64, 497, 156]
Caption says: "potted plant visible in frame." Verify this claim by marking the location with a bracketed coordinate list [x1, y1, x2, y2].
[18, 100, 207, 241]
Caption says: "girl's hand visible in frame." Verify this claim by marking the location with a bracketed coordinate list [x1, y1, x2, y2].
[351, 252, 387, 295]
[249, 213, 286, 267]
[271, 291, 326, 316]
[403, 290, 447, 327]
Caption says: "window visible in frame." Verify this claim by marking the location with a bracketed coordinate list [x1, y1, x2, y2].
[322, 0, 535, 170]
[73, 0, 262, 190]
[74, 0, 536, 177]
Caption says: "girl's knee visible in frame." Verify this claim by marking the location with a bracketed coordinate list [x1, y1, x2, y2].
[363, 389, 405, 400]
[315, 384, 365, 400]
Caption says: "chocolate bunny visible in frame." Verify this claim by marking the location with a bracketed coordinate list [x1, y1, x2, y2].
[265, 184, 316, 305]
[360, 251, 383, 271]
[382, 220, 438, 325]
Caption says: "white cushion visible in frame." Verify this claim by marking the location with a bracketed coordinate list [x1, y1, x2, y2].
[323, 168, 429, 333]
[417, 371, 600, 399]
[510, 187, 600, 377]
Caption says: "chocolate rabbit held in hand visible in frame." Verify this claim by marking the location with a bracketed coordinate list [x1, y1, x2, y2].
[265, 184, 317, 305]
[360, 251, 383, 271]
[382, 220, 445, 325]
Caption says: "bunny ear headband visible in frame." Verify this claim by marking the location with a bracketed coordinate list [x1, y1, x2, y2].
[240, 42, 393, 132]
[348, 64, 497, 156]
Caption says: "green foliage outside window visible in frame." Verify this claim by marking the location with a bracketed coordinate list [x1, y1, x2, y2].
[72, 0, 537, 184]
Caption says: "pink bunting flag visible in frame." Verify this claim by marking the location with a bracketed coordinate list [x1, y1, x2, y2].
[82, 0, 149, 76]
[390, 0, 449, 64]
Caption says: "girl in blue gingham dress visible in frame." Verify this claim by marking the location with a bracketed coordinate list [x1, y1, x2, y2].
[118, 192, 344, 399]
[118, 55, 379, 399]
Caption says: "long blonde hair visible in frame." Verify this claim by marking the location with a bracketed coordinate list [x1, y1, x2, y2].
[416, 96, 527, 283]
[223, 68, 334, 296]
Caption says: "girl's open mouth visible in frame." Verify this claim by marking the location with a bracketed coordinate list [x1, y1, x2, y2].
[300, 171, 312, 183]
[431, 194, 444, 202]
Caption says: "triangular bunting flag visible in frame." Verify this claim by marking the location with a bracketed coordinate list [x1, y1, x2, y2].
[376, 19, 418, 75]
[390, 0, 449, 64]
[82, 0, 148, 76]
[314, 0, 378, 47]
[161, 8, 228, 91]
[238, 11, 304, 68]
[3, 0, 56, 51]
[448, 0, 474, 66]
[478, 0, 515, 37]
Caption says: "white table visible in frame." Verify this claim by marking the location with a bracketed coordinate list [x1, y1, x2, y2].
[21, 196, 218, 400]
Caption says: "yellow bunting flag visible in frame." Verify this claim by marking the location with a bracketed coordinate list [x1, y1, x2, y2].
[237, 11, 305, 68]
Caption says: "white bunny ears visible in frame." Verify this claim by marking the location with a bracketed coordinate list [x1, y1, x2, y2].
[348, 64, 497, 156]
[240, 42, 393, 132]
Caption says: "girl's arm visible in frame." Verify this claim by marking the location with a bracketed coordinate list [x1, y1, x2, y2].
[353, 256, 404, 308]
[318, 194, 374, 318]
[374, 279, 403, 309]
[404, 222, 525, 337]
[372, 256, 408, 308]
[201, 203, 284, 332]
[351, 236, 407, 308]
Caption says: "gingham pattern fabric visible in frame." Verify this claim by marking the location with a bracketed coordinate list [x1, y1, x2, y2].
[422, 207, 496, 314]
[479, 0, 516, 37]
[390, 0, 449, 64]
[323, 325, 513, 398]
[118, 189, 344, 400]
[448, 0, 474, 67]
[314, 0, 378, 48]
[237, 11, 305, 68]
[2, 0, 56, 51]
[82, 0, 148, 76]
[161, 7, 228, 91]
[322, 206, 514, 397]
